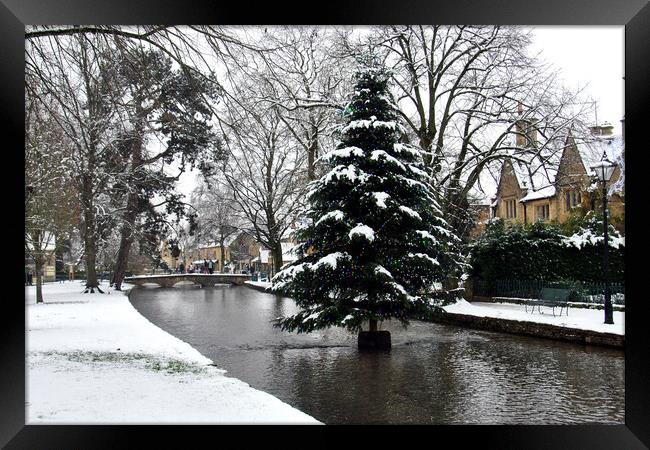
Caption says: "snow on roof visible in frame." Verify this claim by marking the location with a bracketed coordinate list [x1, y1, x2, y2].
[224, 232, 242, 248]
[503, 132, 624, 203]
[519, 184, 556, 202]
[576, 134, 624, 175]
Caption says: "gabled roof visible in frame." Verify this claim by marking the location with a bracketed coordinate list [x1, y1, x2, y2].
[575, 134, 624, 175]
[502, 133, 563, 199]
[500, 130, 624, 204]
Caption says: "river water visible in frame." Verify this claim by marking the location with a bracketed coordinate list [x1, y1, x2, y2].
[129, 284, 624, 424]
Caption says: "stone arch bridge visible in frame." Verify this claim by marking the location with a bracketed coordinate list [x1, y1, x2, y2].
[124, 273, 251, 288]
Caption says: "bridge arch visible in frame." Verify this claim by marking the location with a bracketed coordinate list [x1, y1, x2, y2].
[124, 273, 252, 289]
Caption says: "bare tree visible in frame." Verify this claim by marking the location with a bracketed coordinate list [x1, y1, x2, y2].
[215, 81, 307, 274]
[191, 180, 242, 272]
[25, 76, 78, 302]
[249, 27, 353, 181]
[343, 26, 592, 237]
[25, 33, 130, 292]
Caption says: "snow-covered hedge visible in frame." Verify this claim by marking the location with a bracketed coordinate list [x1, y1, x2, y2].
[468, 215, 624, 283]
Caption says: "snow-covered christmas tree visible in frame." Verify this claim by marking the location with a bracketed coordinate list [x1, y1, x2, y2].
[271, 66, 463, 349]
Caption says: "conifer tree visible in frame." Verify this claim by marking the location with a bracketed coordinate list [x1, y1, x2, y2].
[271, 66, 463, 335]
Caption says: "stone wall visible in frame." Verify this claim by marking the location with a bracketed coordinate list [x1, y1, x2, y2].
[430, 311, 624, 348]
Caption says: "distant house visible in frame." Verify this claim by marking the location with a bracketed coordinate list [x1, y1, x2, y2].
[25, 236, 56, 282]
[227, 232, 258, 273]
[187, 240, 236, 273]
[248, 225, 302, 277]
[159, 240, 180, 271]
[160, 234, 238, 273]
[491, 121, 624, 232]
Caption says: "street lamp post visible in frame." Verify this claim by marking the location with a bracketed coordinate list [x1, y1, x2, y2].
[590, 151, 617, 325]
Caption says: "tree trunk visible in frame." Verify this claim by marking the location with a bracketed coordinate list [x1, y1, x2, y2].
[307, 137, 318, 181]
[220, 239, 225, 273]
[112, 116, 145, 291]
[272, 241, 283, 278]
[112, 187, 139, 290]
[111, 214, 135, 291]
[81, 174, 102, 293]
[35, 254, 43, 304]
[369, 318, 378, 332]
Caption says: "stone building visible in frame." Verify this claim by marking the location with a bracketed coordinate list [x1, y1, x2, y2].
[187, 243, 233, 272]
[227, 232, 258, 273]
[492, 122, 624, 232]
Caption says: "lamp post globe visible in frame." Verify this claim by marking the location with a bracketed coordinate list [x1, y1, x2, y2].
[590, 151, 617, 325]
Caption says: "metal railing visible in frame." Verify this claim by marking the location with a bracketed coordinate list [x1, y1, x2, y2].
[473, 279, 625, 305]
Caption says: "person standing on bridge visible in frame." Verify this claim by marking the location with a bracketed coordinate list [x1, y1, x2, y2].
[208, 259, 214, 274]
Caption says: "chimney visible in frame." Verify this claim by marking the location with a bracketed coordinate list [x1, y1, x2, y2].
[621, 116, 625, 141]
[515, 103, 537, 148]
[589, 121, 614, 137]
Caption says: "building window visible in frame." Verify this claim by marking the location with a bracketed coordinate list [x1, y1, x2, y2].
[535, 204, 550, 221]
[565, 189, 582, 211]
[565, 191, 571, 211]
[505, 199, 517, 219]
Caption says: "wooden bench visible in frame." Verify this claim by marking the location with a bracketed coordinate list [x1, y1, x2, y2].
[524, 288, 570, 317]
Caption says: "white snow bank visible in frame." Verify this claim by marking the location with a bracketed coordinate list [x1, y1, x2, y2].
[444, 299, 624, 335]
[25, 281, 320, 424]
[245, 280, 273, 289]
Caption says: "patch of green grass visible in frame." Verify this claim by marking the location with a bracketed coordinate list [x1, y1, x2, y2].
[32, 350, 206, 375]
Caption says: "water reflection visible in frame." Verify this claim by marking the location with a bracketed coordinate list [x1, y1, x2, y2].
[130, 285, 624, 424]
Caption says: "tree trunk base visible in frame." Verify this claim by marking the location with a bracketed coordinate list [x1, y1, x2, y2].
[83, 286, 104, 294]
[358, 331, 391, 351]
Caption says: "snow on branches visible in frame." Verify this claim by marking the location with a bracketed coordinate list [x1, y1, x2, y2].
[271, 65, 464, 333]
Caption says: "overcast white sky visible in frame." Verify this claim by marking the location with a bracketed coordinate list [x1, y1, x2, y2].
[175, 26, 625, 199]
[530, 26, 624, 133]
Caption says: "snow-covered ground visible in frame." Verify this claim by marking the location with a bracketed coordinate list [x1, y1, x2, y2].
[25, 281, 320, 424]
[244, 280, 272, 289]
[242, 281, 623, 335]
[444, 299, 624, 335]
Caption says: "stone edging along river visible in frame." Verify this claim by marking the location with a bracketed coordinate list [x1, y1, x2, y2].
[243, 282, 624, 349]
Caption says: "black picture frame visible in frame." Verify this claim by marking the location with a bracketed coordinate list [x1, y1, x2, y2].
[3, 1, 649, 447]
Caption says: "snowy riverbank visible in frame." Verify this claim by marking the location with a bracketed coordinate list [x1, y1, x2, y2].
[25, 281, 320, 424]
[445, 299, 624, 336]
[243, 281, 623, 336]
